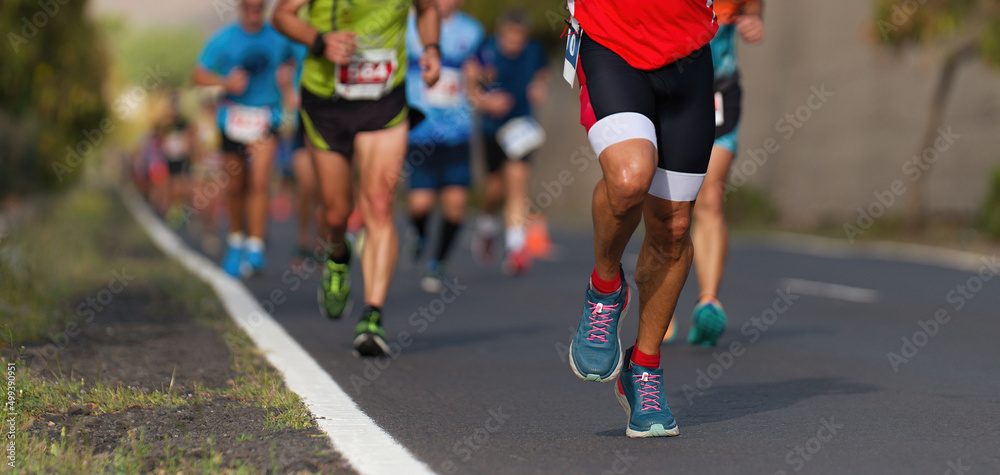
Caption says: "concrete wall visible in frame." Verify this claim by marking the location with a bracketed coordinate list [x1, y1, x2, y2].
[527, 1, 1000, 228]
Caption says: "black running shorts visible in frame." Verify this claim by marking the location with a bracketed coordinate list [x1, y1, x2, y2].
[483, 134, 532, 174]
[300, 86, 409, 158]
[578, 34, 715, 201]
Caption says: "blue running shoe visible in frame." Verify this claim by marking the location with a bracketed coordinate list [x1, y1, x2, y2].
[245, 247, 266, 275]
[222, 243, 244, 278]
[687, 299, 726, 347]
[570, 267, 630, 382]
[615, 347, 679, 438]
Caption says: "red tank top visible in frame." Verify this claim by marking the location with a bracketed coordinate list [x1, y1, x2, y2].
[574, 0, 718, 70]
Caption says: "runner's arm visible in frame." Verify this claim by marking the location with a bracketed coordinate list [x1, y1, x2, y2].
[192, 67, 247, 95]
[738, 1, 764, 44]
[273, 0, 356, 64]
[464, 60, 513, 118]
[414, 0, 441, 87]
[528, 69, 550, 107]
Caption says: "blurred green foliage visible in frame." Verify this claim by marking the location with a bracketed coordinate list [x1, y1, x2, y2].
[978, 165, 1000, 239]
[0, 0, 108, 196]
[873, 0, 1000, 64]
[101, 17, 205, 90]
[726, 185, 779, 228]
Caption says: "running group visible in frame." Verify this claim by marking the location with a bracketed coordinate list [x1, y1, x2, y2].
[132, 0, 765, 438]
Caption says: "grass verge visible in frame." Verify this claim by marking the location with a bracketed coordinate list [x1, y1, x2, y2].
[1, 187, 348, 473]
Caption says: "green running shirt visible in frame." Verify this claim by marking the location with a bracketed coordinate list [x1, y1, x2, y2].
[302, 0, 412, 99]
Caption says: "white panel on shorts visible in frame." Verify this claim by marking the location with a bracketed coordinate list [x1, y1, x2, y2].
[648, 168, 705, 202]
[587, 112, 657, 160]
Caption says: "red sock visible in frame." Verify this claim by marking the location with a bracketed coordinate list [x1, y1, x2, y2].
[590, 267, 621, 294]
[631, 343, 660, 369]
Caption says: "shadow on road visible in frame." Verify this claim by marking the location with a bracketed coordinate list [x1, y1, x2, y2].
[594, 377, 878, 436]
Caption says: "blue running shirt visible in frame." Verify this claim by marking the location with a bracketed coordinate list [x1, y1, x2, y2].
[476, 37, 548, 136]
[710, 23, 738, 80]
[198, 23, 297, 128]
[406, 11, 485, 146]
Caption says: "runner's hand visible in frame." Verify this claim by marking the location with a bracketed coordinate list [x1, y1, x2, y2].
[224, 68, 249, 95]
[737, 15, 764, 43]
[420, 47, 441, 87]
[323, 31, 357, 64]
[528, 78, 548, 107]
[481, 91, 514, 119]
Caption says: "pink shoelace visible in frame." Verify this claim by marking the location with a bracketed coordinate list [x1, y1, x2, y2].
[634, 372, 662, 412]
[586, 301, 619, 343]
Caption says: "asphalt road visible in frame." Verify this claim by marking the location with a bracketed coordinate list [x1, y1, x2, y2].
[191, 216, 999, 474]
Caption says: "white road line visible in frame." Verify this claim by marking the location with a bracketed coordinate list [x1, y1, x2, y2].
[121, 189, 433, 475]
[780, 278, 880, 304]
[761, 232, 995, 273]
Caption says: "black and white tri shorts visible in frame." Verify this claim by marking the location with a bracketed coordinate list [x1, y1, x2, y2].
[578, 34, 715, 201]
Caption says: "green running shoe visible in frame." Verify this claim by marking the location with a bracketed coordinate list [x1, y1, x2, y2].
[353, 307, 390, 357]
[687, 299, 726, 347]
[317, 241, 352, 320]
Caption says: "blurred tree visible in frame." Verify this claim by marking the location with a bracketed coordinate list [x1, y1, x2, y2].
[979, 165, 1000, 239]
[0, 0, 108, 196]
[873, 0, 1000, 231]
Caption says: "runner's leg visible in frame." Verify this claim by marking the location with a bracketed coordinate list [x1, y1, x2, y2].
[437, 184, 468, 261]
[692, 145, 734, 300]
[591, 140, 657, 282]
[245, 136, 277, 240]
[354, 122, 409, 308]
[635, 197, 695, 355]
[309, 145, 354, 260]
[224, 152, 246, 235]
[502, 160, 530, 249]
[292, 147, 317, 249]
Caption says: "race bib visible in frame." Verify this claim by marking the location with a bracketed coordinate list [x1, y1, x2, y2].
[425, 67, 463, 108]
[714, 92, 724, 126]
[224, 105, 270, 144]
[563, 17, 581, 87]
[497, 116, 546, 160]
[335, 48, 398, 100]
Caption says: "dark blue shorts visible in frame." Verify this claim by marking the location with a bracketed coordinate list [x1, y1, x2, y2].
[407, 142, 471, 190]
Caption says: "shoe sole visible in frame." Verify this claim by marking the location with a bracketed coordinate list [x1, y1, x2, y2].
[352, 332, 390, 358]
[316, 286, 351, 321]
[614, 384, 680, 438]
[569, 287, 631, 383]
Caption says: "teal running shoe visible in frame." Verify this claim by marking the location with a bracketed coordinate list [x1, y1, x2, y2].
[353, 307, 389, 357]
[615, 347, 679, 438]
[570, 267, 630, 382]
[318, 242, 352, 320]
[687, 299, 726, 347]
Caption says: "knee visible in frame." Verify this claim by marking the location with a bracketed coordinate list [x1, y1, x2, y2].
[649, 212, 692, 251]
[694, 181, 725, 218]
[322, 204, 351, 230]
[361, 189, 394, 225]
[604, 171, 651, 218]
[248, 173, 269, 194]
